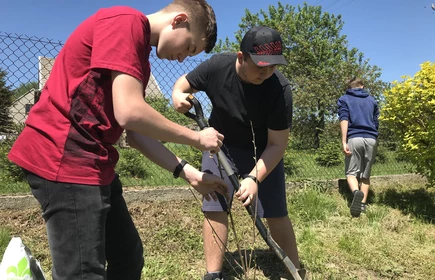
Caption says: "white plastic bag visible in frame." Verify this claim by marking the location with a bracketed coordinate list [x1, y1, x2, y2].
[0, 236, 46, 280]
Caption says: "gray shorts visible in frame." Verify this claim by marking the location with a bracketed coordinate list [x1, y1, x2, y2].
[345, 137, 378, 179]
[201, 146, 288, 218]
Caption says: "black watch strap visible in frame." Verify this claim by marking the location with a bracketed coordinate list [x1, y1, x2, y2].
[243, 174, 260, 184]
[173, 159, 188, 178]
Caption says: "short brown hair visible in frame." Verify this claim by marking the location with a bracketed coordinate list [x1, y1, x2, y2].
[163, 0, 217, 53]
[347, 77, 364, 89]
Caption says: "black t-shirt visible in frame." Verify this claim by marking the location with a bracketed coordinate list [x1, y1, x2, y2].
[186, 53, 292, 151]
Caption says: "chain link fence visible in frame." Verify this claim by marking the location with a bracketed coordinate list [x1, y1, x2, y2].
[0, 32, 412, 194]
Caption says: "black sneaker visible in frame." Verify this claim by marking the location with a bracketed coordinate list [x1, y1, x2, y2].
[202, 272, 223, 280]
[350, 190, 364, 217]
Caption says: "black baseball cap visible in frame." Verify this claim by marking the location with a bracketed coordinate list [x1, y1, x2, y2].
[240, 26, 288, 67]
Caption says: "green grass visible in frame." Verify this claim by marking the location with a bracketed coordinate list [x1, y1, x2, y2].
[1, 179, 434, 279]
[0, 227, 11, 258]
[0, 180, 29, 194]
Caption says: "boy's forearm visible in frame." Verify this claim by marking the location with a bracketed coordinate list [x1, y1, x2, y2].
[250, 143, 285, 183]
[248, 129, 288, 183]
[340, 120, 349, 144]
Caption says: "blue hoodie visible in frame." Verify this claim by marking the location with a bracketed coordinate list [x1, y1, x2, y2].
[337, 88, 379, 140]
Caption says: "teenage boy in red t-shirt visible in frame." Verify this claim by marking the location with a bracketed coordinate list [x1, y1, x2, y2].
[8, 1, 227, 279]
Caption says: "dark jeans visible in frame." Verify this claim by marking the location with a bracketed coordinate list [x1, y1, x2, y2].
[24, 171, 144, 280]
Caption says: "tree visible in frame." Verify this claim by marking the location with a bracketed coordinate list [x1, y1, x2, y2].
[0, 68, 13, 133]
[213, 2, 388, 149]
[381, 61, 435, 185]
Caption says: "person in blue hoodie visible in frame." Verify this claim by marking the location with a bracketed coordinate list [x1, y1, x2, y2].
[337, 77, 379, 217]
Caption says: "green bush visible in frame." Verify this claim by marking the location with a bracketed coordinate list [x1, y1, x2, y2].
[116, 147, 148, 179]
[146, 96, 192, 127]
[395, 149, 410, 163]
[378, 120, 399, 151]
[283, 147, 300, 176]
[0, 141, 26, 182]
[315, 140, 342, 167]
[313, 123, 342, 167]
[288, 133, 313, 150]
[382, 61, 435, 185]
[375, 143, 387, 164]
[0, 124, 26, 182]
[174, 145, 202, 169]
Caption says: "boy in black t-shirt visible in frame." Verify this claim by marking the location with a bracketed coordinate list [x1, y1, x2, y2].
[172, 26, 304, 279]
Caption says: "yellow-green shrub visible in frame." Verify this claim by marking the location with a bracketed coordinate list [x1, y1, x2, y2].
[381, 61, 435, 185]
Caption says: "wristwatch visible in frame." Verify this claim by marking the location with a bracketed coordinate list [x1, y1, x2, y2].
[173, 159, 188, 179]
[243, 174, 260, 184]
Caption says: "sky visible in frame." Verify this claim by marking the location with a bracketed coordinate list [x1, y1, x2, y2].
[0, 0, 434, 83]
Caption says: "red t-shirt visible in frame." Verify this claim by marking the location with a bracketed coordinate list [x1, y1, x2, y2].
[8, 6, 151, 185]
